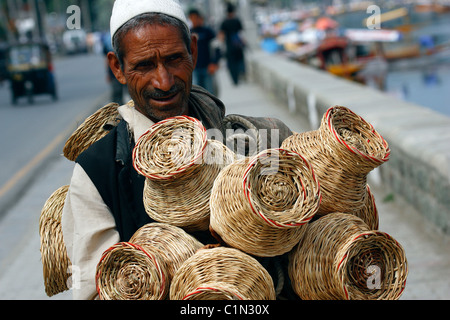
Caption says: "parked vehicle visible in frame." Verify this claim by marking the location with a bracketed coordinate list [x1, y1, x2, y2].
[7, 42, 58, 105]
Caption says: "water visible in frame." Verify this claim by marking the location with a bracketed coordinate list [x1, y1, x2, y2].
[386, 62, 450, 117]
[335, 8, 450, 117]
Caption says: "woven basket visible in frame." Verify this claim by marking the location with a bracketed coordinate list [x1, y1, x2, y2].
[133, 116, 235, 232]
[169, 247, 276, 300]
[282, 106, 390, 215]
[210, 148, 321, 257]
[39, 185, 71, 297]
[355, 185, 379, 230]
[96, 242, 169, 300]
[96, 223, 204, 300]
[289, 213, 408, 300]
[63, 102, 122, 161]
[129, 223, 204, 281]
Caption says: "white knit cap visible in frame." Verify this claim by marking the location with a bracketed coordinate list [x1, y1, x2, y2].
[110, 0, 189, 39]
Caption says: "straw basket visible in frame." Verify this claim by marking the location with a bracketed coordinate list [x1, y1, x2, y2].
[63, 102, 122, 161]
[169, 247, 276, 300]
[129, 223, 204, 281]
[282, 106, 390, 215]
[96, 242, 169, 300]
[96, 223, 205, 300]
[289, 213, 408, 300]
[355, 185, 379, 230]
[210, 148, 321, 257]
[39, 185, 71, 297]
[133, 116, 235, 232]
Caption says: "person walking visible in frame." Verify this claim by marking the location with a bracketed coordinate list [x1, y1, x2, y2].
[219, 2, 246, 86]
[188, 8, 221, 96]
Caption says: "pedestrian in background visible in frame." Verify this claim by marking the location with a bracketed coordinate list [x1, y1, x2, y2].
[219, 2, 246, 86]
[188, 8, 221, 96]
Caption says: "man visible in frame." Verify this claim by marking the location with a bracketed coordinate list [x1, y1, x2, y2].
[188, 8, 220, 96]
[62, 0, 294, 300]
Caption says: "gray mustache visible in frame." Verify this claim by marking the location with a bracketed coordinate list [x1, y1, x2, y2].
[145, 84, 184, 100]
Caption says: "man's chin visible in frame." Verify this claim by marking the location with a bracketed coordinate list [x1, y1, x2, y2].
[146, 108, 189, 123]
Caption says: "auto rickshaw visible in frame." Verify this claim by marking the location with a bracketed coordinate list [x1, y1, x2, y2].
[7, 42, 57, 105]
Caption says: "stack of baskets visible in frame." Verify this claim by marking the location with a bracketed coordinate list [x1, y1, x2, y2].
[39, 104, 408, 300]
[95, 223, 204, 300]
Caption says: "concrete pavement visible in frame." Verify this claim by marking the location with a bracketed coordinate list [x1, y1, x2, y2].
[0, 62, 448, 300]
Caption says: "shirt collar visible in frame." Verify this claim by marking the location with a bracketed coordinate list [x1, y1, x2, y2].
[118, 101, 155, 144]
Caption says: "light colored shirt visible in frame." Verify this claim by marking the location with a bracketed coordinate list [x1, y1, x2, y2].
[61, 103, 154, 300]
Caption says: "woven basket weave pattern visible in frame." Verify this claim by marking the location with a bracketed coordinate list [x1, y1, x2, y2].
[133, 116, 235, 231]
[39, 185, 71, 297]
[129, 223, 204, 281]
[282, 106, 390, 215]
[96, 242, 169, 300]
[210, 148, 321, 257]
[169, 247, 276, 300]
[63, 103, 121, 161]
[96, 223, 204, 300]
[289, 213, 408, 300]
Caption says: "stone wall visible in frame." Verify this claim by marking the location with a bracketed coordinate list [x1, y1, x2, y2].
[246, 50, 450, 234]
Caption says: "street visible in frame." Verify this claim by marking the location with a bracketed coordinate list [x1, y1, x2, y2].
[0, 53, 111, 218]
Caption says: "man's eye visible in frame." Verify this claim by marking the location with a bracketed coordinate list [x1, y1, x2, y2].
[167, 54, 182, 63]
[136, 61, 155, 69]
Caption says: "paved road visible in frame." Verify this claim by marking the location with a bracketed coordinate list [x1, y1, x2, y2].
[0, 57, 448, 300]
[0, 53, 110, 218]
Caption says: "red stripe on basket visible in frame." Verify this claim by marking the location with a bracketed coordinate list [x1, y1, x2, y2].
[326, 108, 389, 164]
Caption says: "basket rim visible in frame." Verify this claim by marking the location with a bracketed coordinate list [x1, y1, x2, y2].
[325, 107, 391, 164]
[336, 230, 408, 300]
[132, 115, 208, 180]
[96, 242, 168, 300]
[242, 148, 321, 228]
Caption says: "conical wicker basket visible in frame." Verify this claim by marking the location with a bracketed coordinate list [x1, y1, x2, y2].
[96, 223, 204, 300]
[210, 148, 321, 257]
[282, 106, 390, 216]
[169, 247, 276, 300]
[289, 213, 408, 300]
[96, 242, 169, 300]
[133, 116, 235, 232]
[63, 102, 122, 161]
[355, 185, 379, 230]
[129, 223, 204, 281]
[39, 185, 71, 297]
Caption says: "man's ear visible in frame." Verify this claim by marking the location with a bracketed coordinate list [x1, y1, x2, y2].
[107, 52, 127, 85]
[190, 34, 199, 69]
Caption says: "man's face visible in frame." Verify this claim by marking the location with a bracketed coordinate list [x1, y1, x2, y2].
[109, 23, 198, 123]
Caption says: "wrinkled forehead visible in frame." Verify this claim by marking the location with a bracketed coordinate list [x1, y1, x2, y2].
[121, 23, 188, 60]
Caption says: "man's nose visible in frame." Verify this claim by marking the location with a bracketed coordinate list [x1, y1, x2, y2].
[151, 64, 175, 91]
